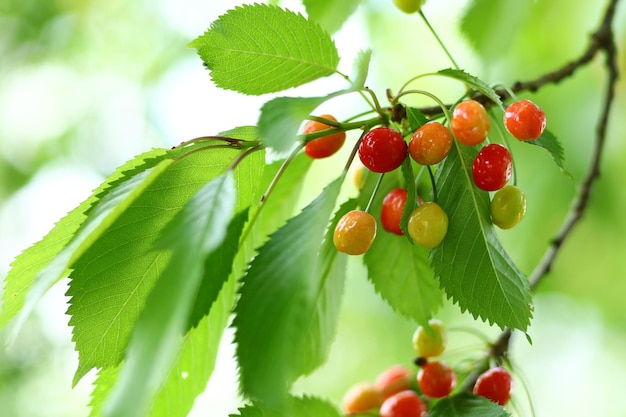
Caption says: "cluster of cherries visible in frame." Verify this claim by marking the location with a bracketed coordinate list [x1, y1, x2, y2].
[340, 320, 513, 416]
[300, 98, 546, 256]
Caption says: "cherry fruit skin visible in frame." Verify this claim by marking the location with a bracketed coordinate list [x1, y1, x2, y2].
[333, 210, 377, 255]
[392, 0, 427, 14]
[451, 100, 491, 146]
[380, 390, 427, 417]
[412, 319, 448, 358]
[472, 144, 512, 191]
[490, 185, 527, 229]
[381, 188, 408, 235]
[302, 114, 346, 158]
[407, 202, 448, 249]
[409, 121, 454, 165]
[375, 365, 413, 399]
[358, 127, 408, 173]
[342, 382, 383, 414]
[504, 99, 546, 141]
[417, 361, 457, 398]
[473, 367, 513, 406]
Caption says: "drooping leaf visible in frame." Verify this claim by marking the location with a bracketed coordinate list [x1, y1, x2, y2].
[0, 147, 171, 331]
[8, 160, 173, 342]
[437, 68, 502, 106]
[431, 143, 532, 331]
[258, 93, 344, 153]
[461, 0, 533, 63]
[363, 170, 442, 325]
[526, 129, 570, 177]
[102, 172, 237, 417]
[427, 393, 511, 417]
[349, 49, 372, 90]
[302, 0, 362, 34]
[231, 395, 342, 417]
[66, 146, 260, 385]
[190, 4, 340, 95]
[233, 176, 345, 405]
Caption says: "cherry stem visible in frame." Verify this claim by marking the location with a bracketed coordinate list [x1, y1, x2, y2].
[426, 165, 438, 203]
[488, 107, 518, 186]
[419, 10, 460, 71]
[365, 173, 385, 213]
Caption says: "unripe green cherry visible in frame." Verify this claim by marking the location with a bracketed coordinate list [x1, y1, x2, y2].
[412, 319, 448, 358]
[490, 185, 527, 229]
[392, 0, 427, 14]
[407, 202, 448, 249]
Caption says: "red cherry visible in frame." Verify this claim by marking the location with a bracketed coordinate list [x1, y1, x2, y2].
[381, 188, 408, 235]
[358, 127, 407, 173]
[472, 144, 512, 191]
[417, 360, 457, 398]
[503, 99, 546, 141]
[375, 365, 413, 399]
[302, 114, 346, 158]
[473, 367, 513, 406]
[380, 390, 427, 417]
[450, 100, 491, 146]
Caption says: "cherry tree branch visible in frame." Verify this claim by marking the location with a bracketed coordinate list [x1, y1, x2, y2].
[462, 0, 621, 391]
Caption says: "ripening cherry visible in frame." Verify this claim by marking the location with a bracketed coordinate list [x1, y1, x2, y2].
[392, 0, 427, 14]
[450, 100, 491, 146]
[375, 365, 413, 399]
[407, 202, 448, 249]
[417, 360, 457, 398]
[381, 188, 408, 235]
[302, 114, 346, 158]
[341, 382, 384, 414]
[503, 99, 546, 141]
[472, 144, 512, 191]
[358, 127, 408, 173]
[490, 185, 527, 229]
[333, 210, 377, 255]
[409, 121, 454, 165]
[473, 367, 513, 406]
[412, 319, 448, 358]
[380, 390, 427, 417]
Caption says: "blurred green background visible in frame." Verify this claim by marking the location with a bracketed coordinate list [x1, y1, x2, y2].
[0, 0, 625, 416]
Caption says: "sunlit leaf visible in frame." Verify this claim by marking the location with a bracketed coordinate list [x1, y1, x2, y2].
[437, 68, 502, 106]
[190, 4, 340, 95]
[303, 0, 362, 34]
[428, 393, 511, 417]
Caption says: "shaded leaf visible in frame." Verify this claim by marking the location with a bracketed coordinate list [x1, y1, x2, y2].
[526, 129, 570, 177]
[428, 393, 511, 417]
[303, 0, 362, 34]
[233, 176, 345, 405]
[190, 4, 339, 95]
[231, 395, 341, 417]
[407, 106, 429, 131]
[431, 143, 532, 331]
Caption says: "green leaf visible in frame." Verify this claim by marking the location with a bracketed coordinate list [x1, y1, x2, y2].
[231, 395, 342, 417]
[526, 129, 570, 177]
[437, 68, 502, 106]
[67, 146, 255, 385]
[460, 0, 533, 63]
[302, 0, 362, 34]
[349, 49, 372, 90]
[0, 147, 171, 331]
[427, 393, 511, 417]
[363, 171, 442, 325]
[9, 160, 174, 342]
[102, 172, 237, 417]
[258, 93, 343, 153]
[407, 107, 429, 131]
[233, 176, 345, 405]
[186, 209, 248, 329]
[399, 157, 418, 241]
[190, 4, 340, 95]
[431, 143, 532, 331]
